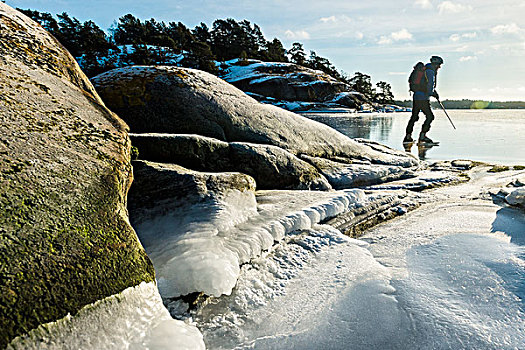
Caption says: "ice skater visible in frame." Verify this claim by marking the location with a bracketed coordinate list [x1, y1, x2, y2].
[404, 56, 444, 145]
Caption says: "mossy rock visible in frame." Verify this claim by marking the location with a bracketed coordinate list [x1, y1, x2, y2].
[488, 165, 510, 173]
[0, 4, 154, 347]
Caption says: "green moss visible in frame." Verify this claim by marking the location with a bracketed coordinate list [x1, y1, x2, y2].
[488, 165, 510, 173]
[458, 172, 471, 181]
[513, 165, 525, 170]
[0, 165, 154, 348]
[131, 145, 139, 160]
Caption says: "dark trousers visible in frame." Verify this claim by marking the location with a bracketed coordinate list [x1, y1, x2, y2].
[406, 99, 434, 135]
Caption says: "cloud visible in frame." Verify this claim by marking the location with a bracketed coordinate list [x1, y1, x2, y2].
[378, 36, 392, 45]
[285, 30, 311, 40]
[319, 15, 351, 23]
[449, 34, 461, 42]
[389, 72, 408, 75]
[414, 0, 433, 9]
[490, 23, 521, 35]
[378, 28, 413, 44]
[355, 31, 364, 40]
[459, 55, 477, 62]
[449, 32, 477, 41]
[391, 28, 413, 40]
[438, 1, 473, 14]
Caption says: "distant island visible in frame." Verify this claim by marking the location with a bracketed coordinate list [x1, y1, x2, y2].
[394, 99, 525, 109]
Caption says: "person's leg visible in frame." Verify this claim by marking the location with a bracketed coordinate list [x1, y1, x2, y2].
[419, 100, 436, 142]
[420, 100, 435, 134]
[405, 99, 421, 140]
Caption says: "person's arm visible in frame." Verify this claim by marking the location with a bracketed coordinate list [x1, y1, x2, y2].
[426, 69, 439, 98]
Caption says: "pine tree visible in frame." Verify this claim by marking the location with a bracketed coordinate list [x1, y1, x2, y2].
[112, 14, 146, 45]
[167, 21, 193, 53]
[376, 81, 394, 103]
[288, 42, 306, 66]
[349, 72, 376, 99]
[193, 23, 211, 44]
[307, 51, 340, 78]
[265, 38, 287, 62]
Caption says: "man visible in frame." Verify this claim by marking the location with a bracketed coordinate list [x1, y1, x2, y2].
[403, 56, 444, 144]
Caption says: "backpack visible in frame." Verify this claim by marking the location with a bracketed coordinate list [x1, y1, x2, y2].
[408, 62, 427, 92]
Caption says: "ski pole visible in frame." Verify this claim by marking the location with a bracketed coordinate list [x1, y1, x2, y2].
[437, 98, 456, 130]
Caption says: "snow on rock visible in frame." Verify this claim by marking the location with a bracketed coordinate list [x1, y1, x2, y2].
[217, 59, 366, 109]
[92, 66, 418, 168]
[8, 282, 205, 350]
[302, 155, 416, 189]
[365, 170, 464, 191]
[130, 160, 369, 297]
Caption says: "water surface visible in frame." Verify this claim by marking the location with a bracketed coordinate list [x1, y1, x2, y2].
[305, 109, 525, 165]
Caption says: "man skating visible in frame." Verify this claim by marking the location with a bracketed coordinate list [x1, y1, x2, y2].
[404, 56, 444, 145]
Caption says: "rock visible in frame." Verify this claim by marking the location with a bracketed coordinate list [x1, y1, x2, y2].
[218, 59, 349, 102]
[451, 159, 473, 169]
[507, 177, 525, 188]
[0, 5, 154, 347]
[92, 66, 418, 168]
[130, 133, 331, 190]
[505, 188, 525, 207]
[128, 160, 257, 221]
[328, 92, 367, 109]
[301, 155, 416, 189]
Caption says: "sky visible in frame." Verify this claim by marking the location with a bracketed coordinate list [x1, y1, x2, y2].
[5, 0, 525, 101]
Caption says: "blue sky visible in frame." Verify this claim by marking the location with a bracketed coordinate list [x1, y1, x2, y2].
[6, 0, 525, 101]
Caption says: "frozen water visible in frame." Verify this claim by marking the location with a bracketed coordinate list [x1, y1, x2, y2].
[8, 282, 205, 350]
[194, 224, 383, 350]
[306, 109, 525, 165]
[193, 172, 525, 349]
[133, 187, 368, 297]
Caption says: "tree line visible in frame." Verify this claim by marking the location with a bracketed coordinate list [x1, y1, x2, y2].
[394, 99, 525, 109]
[19, 9, 394, 103]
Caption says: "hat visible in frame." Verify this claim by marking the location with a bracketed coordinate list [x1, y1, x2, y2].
[430, 56, 444, 65]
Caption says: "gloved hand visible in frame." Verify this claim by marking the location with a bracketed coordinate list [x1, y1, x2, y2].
[432, 91, 439, 99]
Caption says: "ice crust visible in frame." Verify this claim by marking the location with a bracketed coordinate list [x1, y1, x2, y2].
[7, 282, 205, 350]
[134, 188, 368, 297]
[194, 171, 525, 350]
[194, 224, 381, 349]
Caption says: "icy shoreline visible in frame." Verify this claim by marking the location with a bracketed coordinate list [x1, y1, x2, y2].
[191, 165, 525, 349]
[7, 164, 524, 349]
